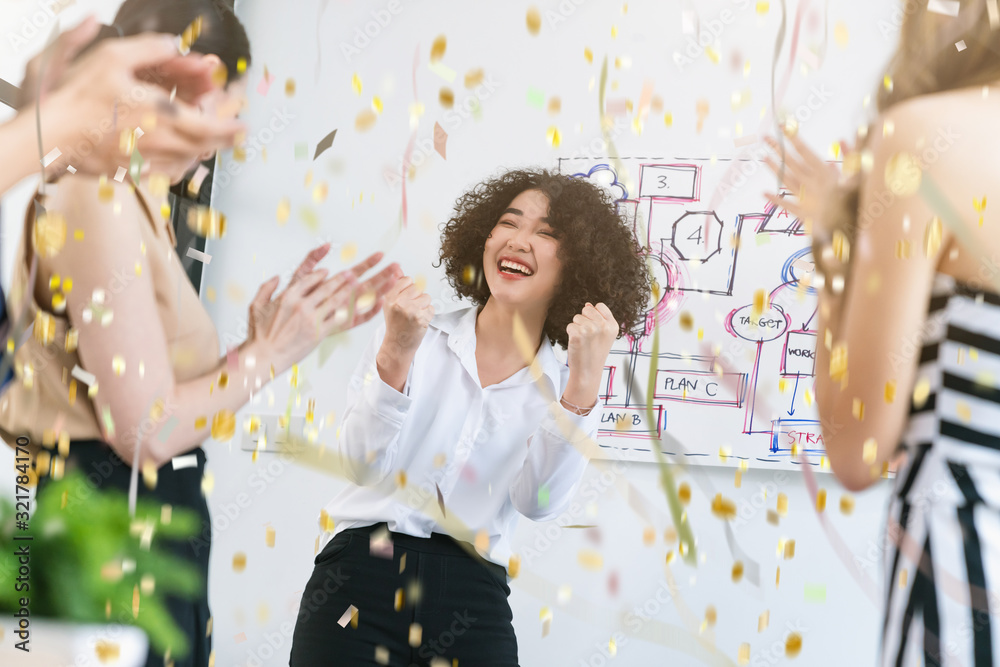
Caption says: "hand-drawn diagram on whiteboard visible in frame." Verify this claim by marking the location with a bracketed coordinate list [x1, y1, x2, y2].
[559, 156, 824, 470]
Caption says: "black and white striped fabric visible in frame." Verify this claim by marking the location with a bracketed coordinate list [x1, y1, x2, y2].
[882, 275, 1000, 666]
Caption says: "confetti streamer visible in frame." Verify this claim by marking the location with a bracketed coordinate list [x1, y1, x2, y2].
[399, 46, 420, 229]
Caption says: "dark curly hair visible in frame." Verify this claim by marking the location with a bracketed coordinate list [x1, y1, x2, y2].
[437, 168, 650, 349]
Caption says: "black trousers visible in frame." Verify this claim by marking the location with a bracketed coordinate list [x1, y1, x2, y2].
[290, 523, 519, 666]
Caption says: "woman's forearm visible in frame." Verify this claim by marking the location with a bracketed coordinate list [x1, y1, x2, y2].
[113, 339, 277, 468]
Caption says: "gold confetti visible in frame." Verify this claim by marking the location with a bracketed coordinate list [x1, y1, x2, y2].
[394, 588, 405, 611]
[408, 624, 422, 647]
[341, 242, 358, 262]
[371, 96, 383, 114]
[829, 342, 848, 383]
[132, 584, 140, 618]
[526, 7, 542, 34]
[711, 493, 737, 520]
[783, 539, 796, 560]
[705, 605, 717, 626]
[816, 488, 827, 512]
[508, 554, 521, 578]
[232, 552, 247, 572]
[775, 566, 781, 588]
[957, 401, 972, 423]
[285, 78, 296, 97]
[884, 380, 897, 403]
[548, 97, 562, 114]
[912, 377, 931, 409]
[664, 112, 673, 127]
[752, 288, 767, 318]
[464, 68, 485, 88]
[577, 549, 604, 570]
[785, 632, 803, 657]
[777, 493, 788, 517]
[862, 438, 878, 464]
[756, 1, 770, 13]
[194, 416, 207, 430]
[201, 471, 215, 496]
[546, 126, 561, 147]
[899, 569, 908, 589]
[758, 610, 770, 632]
[885, 152, 922, 197]
[355, 109, 377, 131]
[95, 640, 121, 663]
[840, 494, 855, 515]
[265, 526, 276, 548]
[186, 207, 227, 239]
[611, 24, 618, 38]
[732, 561, 744, 582]
[211, 410, 236, 441]
[475, 530, 490, 553]
[375, 646, 390, 665]
[642, 526, 656, 545]
[351, 73, 362, 95]
[853, 398, 865, 421]
[832, 229, 850, 263]
[396, 471, 407, 488]
[141, 461, 157, 489]
[738, 643, 751, 666]
[430, 35, 447, 62]
[438, 87, 454, 108]
[679, 312, 694, 331]
[834, 21, 849, 47]
[33, 211, 68, 258]
[924, 216, 943, 257]
[678, 482, 691, 504]
[584, 47, 593, 63]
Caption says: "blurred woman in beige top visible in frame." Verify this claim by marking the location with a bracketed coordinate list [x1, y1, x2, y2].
[0, 2, 401, 665]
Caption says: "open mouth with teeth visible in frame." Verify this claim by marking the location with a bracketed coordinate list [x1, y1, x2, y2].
[497, 258, 534, 277]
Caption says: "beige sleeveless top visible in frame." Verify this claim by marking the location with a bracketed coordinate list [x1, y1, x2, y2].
[0, 184, 220, 444]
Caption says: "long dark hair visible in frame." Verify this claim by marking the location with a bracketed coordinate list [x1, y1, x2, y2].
[80, 0, 251, 79]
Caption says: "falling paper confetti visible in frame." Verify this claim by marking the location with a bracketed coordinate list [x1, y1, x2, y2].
[433, 122, 448, 159]
[927, 0, 960, 15]
[232, 552, 247, 572]
[526, 7, 542, 34]
[355, 110, 377, 131]
[314, 129, 338, 160]
[430, 35, 447, 62]
[186, 248, 212, 265]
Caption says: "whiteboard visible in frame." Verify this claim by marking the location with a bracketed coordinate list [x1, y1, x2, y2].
[560, 156, 824, 470]
[203, 0, 895, 480]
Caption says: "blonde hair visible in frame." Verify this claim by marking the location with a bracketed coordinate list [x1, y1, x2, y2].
[821, 0, 1000, 273]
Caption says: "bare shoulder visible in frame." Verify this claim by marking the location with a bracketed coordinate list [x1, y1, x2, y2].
[42, 176, 147, 274]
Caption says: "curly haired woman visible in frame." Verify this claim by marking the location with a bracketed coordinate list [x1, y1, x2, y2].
[289, 169, 649, 666]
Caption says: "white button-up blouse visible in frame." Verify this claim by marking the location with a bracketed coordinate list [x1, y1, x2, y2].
[325, 305, 601, 569]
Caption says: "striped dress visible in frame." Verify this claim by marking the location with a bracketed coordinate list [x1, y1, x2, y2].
[882, 274, 1000, 666]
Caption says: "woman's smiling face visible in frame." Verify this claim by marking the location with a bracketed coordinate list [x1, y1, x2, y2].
[482, 188, 562, 311]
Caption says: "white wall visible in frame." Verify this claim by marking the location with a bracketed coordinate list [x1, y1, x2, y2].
[203, 1, 900, 665]
[0, 1, 908, 665]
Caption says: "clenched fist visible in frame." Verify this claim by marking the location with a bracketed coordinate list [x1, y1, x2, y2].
[377, 276, 435, 392]
[562, 302, 619, 413]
